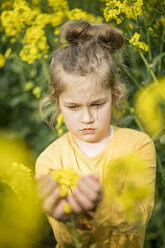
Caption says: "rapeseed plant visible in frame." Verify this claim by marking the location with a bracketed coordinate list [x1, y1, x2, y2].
[103, 153, 152, 221]
[135, 78, 165, 136]
[52, 167, 80, 202]
[0, 131, 42, 248]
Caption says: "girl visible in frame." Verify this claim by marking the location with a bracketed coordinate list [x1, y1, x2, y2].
[35, 20, 156, 248]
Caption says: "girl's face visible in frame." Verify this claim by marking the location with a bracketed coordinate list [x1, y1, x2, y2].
[58, 75, 112, 143]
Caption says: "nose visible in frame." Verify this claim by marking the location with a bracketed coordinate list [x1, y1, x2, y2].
[81, 107, 94, 124]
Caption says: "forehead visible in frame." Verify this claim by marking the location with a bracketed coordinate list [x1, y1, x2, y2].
[60, 74, 111, 101]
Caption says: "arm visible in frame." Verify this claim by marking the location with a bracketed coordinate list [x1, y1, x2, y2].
[35, 153, 102, 228]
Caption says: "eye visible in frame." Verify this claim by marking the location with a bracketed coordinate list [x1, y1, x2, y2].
[91, 103, 104, 107]
[68, 105, 79, 110]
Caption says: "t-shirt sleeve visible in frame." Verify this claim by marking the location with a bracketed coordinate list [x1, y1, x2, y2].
[35, 144, 61, 175]
[93, 133, 156, 233]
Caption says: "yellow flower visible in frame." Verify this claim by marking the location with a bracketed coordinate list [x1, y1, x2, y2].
[129, 33, 148, 52]
[24, 81, 34, 91]
[0, 54, 5, 68]
[160, 15, 165, 27]
[128, 23, 133, 29]
[148, 27, 153, 32]
[10, 38, 16, 43]
[59, 187, 69, 197]
[58, 128, 63, 135]
[103, 153, 152, 220]
[138, 41, 149, 52]
[47, 0, 69, 12]
[51, 168, 80, 203]
[134, 78, 165, 136]
[4, 48, 12, 58]
[129, 32, 140, 46]
[68, 8, 103, 23]
[32, 86, 41, 98]
[104, 0, 143, 22]
[31, 0, 41, 5]
[52, 168, 80, 187]
[56, 112, 64, 126]
[54, 28, 60, 35]
[64, 203, 72, 213]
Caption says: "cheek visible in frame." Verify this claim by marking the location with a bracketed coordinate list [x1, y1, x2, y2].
[62, 112, 79, 128]
[95, 105, 112, 123]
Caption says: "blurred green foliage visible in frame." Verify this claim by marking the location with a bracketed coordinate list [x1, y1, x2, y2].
[0, 0, 165, 247]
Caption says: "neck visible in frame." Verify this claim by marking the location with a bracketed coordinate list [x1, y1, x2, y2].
[72, 126, 112, 157]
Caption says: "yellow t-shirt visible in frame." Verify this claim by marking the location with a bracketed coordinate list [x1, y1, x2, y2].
[35, 126, 156, 248]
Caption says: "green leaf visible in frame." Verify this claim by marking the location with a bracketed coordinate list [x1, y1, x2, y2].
[122, 115, 134, 127]
[160, 133, 165, 145]
[152, 52, 165, 68]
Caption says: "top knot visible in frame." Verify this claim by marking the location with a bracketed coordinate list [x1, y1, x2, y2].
[60, 20, 124, 53]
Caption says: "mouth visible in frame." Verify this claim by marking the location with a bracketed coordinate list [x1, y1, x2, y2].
[81, 128, 95, 134]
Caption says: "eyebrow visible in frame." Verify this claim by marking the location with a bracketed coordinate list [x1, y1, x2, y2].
[63, 98, 107, 105]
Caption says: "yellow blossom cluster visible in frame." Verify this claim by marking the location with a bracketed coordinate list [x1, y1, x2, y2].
[0, 0, 67, 64]
[103, 153, 152, 220]
[68, 8, 103, 23]
[47, 0, 69, 12]
[20, 26, 49, 64]
[24, 81, 34, 91]
[0, 54, 5, 68]
[32, 86, 41, 98]
[135, 78, 165, 136]
[0, 130, 42, 247]
[55, 112, 65, 135]
[1, 0, 37, 37]
[1, 0, 104, 64]
[104, 0, 143, 24]
[0, 162, 32, 198]
[129, 32, 149, 52]
[52, 167, 80, 213]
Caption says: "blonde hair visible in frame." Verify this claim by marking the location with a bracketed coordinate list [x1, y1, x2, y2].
[40, 20, 128, 132]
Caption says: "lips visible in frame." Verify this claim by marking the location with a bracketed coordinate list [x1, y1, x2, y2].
[81, 128, 95, 134]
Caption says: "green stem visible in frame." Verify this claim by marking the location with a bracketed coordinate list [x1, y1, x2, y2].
[70, 214, 81, 248]
[134, 116, 145, 133]
[144, 18, 152, 62]
[157, 155, 165, 182]
[121, 64, 142, 90]
[41, 58, 49, 82]
[158, 28, 165, 75]
[138, 49, 158, 84]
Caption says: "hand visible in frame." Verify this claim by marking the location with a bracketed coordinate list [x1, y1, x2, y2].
[35, 174, 70, 222]
[67, 173, 102, 216]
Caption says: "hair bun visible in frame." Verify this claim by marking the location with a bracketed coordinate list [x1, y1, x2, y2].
[60, 20, 124, 53]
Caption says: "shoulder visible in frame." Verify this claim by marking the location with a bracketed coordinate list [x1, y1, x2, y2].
[38, 132, 71, 156]
[35, 132, 71, 174]
[112, 126, 156, 167]
[112, 126, 155, 156]
[114, 126, 153, 145]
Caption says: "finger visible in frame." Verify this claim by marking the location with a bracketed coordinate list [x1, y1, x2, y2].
[78, 176, 102, 202]
[36, 175, 52, 189]
[38, 181, 58, 201]
[42, 188, 60, 214]
[73, 188, 94, 211]
[52, 199, 70, 222]
[89, 173, 99, 181]
[35, 173, 44, 180]
[67, 194, 82, 214]
[36, 176, 58, 201]
[77, 178, 98, 202]
[83, 175, 102, 193]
